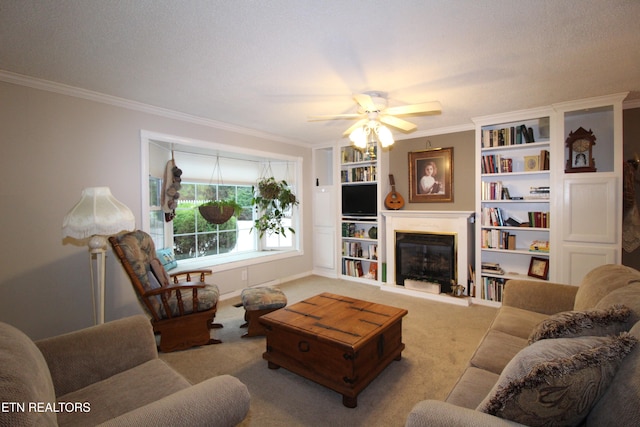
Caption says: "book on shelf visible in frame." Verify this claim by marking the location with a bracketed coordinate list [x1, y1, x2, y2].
[527, 211, 550, 228]
[343, 259, 364, 277]
[482, 124, 537, 148]
[525, 186, 550, 200]
[529, 240, 550, 252]
[481, 229, 515, 250]
[481, 262, 505, 275]
[540, 150, 550, 170]
[482, 276, 506, 302]
[481, 155, 513, 174]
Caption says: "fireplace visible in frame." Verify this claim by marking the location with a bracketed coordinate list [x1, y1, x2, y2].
[395, 232, 456, 294]
[382, 210, 474, 306]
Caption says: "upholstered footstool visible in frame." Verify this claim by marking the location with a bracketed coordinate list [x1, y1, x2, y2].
[240, 287, 287, 337]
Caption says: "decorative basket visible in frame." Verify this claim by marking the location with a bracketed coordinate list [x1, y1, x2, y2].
[199, 205, 235, 225]
[258, 179, 281, 199]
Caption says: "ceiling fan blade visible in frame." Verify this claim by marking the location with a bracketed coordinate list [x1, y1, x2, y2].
[380, 115, 417, 132]
[342, 119, 368, 136]
[385, 101, 442, 116]
[307, 113, 363, 121]
[353, 93, 377, 112]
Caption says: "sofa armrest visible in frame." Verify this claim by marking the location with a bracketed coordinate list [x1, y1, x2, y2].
[98, 375, 250, 427]
[36, 315, 158, 396]
[405, 400, 524, 427]
[502, 279, 578, 315]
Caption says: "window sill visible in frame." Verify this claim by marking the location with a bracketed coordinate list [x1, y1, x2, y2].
[171, 249, 302, 274]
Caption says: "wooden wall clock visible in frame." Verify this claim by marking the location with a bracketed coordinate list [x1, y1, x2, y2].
[565, 127, 597, 173]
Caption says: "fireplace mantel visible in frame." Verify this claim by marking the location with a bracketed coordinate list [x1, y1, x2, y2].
[381, 210, 475, 306]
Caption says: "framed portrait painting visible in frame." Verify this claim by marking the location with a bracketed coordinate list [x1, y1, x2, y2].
[408, 147, 453, 202]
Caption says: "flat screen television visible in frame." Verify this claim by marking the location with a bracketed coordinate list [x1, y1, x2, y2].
[341, 183, 377, 217]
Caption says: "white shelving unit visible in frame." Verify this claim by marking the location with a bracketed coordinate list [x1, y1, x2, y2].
[339, 145, 381, 285]
[474, 108, 555, 305]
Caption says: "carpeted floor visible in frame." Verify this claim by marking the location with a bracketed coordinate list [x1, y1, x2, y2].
[160, 275, 497, 427]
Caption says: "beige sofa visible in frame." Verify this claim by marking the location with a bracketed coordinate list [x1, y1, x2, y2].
[0, 315, 250, 426]
[406, 264, 640, 426]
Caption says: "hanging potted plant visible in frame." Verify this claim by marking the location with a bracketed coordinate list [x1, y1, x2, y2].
[198, 198, 243, 225]
[252, 177, 299, 237]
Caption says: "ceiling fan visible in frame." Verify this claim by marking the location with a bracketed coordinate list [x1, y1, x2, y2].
[308, 91, 441, 148]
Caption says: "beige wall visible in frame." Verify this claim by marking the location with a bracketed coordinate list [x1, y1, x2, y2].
[386, 130, 476, 211]
[0, 81, 313, 339]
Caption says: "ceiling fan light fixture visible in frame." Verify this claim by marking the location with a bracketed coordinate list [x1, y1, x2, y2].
[349, 126, 367, 148]
[376, 124, 394, 148]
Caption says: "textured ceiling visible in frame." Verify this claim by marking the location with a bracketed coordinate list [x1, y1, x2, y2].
[1, 0, 639, 146]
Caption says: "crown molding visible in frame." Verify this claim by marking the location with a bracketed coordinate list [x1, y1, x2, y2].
[395, 123, 475, 140]
[624, 98, 640, 110]
[0, 70, 310, 147]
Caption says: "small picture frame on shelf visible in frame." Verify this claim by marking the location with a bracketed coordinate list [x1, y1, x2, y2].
[528, 256, 549, 280]
[408, 147, 453, 203]
[524, 155, 540, 171]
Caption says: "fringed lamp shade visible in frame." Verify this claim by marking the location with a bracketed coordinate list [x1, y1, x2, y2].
[62, 187, 135, 325]
[62, 187, 135, 240]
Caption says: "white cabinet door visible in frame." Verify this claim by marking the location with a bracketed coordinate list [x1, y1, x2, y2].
[561, 175, 620, 284]
[313, 186, 336, 272]
[563, 176, 617, 243]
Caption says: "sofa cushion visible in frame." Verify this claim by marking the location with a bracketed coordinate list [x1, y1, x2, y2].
[0, 322, 58, 426]
[528, 305, 631, 344]
[56, 359, 191, 426]
[586, 321, 640, 426]
[595, 283, 640, 327]
[574, 264, 640, 311]
[490, 305, 549, 340]
[477, 333, 637, 426]
[445, 367, 499, 410]
[469, 329, 528, 375]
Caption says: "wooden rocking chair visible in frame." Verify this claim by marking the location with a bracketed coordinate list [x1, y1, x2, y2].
[109, 230, 222, 352]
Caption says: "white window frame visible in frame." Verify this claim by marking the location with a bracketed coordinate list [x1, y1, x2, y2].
[140, 130, 303, 272]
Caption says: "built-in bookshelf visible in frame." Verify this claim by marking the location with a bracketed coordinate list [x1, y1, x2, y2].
[474, 108, 554, 305]
[340, 145, 380, 284]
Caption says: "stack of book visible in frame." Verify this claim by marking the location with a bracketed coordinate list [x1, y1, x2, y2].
[526, 186, 550, 199]
[481, 262, 505, 275]
[529, 240, 550, 253]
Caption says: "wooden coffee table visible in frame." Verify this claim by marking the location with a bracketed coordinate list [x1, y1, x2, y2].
[259, 292, 408, 407]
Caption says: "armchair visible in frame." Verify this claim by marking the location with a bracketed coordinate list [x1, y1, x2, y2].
[109, 230, 222, 352]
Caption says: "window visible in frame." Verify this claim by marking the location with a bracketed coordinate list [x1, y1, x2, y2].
[173, 183, 253, 260]
[141, 131, 302, 267]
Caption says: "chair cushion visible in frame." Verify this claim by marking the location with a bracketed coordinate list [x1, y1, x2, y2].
[159, 284, 220, 319]
[56, 359, 190, 426]
[477, 333, 637, 426]
[241, 287, 287, 311]
[0, 322, 57, 426]
[528, 304, 631, 344]
[156, 247, 178, 271]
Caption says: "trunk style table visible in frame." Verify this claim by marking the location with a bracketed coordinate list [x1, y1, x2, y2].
[259, 292, 408, 407]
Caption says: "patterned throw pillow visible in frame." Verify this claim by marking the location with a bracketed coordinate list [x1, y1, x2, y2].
[528, 305, 631, 344]
[477, 333, 637, 426]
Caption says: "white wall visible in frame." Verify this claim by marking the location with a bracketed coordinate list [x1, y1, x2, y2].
[0, 81, 313, 339]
